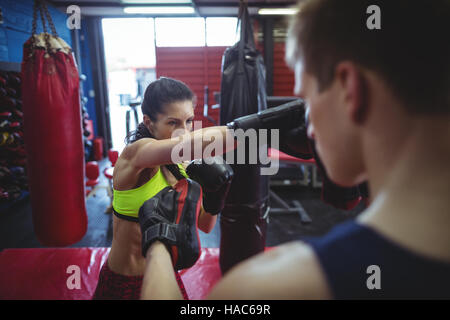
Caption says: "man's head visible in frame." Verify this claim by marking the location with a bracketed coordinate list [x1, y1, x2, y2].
[286, 0, 449, 186]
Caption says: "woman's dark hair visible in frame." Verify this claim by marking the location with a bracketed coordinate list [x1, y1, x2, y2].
[125, 77, 195, 144]
[125, 77, 195, 180]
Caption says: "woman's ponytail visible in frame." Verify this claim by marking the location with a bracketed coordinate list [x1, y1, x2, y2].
[125, 122, 152, 144]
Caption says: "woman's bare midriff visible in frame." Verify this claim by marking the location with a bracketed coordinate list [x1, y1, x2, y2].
[107, 159, 179, 276]
[108, 215, 146, 276]
[108, 154, 157, 276]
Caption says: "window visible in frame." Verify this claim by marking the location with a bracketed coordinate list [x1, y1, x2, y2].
[155, 18, 205, 47]
[206, 17, 239, 46]
[154, 17, 240, 47]
[102, 18, 155, 68]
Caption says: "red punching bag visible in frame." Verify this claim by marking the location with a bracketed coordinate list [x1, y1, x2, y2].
[21, 1, 87, 246]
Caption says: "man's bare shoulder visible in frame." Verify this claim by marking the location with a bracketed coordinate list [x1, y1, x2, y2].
[208, 241, 332, 300]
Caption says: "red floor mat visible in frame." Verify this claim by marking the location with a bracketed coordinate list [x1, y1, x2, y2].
[0, 247, 222, 300]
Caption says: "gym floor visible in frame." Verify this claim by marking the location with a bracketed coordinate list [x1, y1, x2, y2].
[0, 159, 365, 251]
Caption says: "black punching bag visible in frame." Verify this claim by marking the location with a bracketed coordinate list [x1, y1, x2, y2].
[219, 2, 269, 275]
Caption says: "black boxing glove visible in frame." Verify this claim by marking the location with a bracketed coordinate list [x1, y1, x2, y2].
[186, 156, 233, 215]
[278, 125, 313, 160]
[227, 99, 313, 160]
[277, 102, 313, 159]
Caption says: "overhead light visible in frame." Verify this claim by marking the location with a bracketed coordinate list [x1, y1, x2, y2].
[122, 0, 192, 3]
[258, 8, 299, 15]
[124, 6, 195, 14]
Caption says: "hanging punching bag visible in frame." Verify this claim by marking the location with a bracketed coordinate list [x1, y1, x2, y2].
[21, 0, 87, 246]
[219, 2, 269, 275]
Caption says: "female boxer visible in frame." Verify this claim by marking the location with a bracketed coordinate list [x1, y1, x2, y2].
[93, 77, 233, 299]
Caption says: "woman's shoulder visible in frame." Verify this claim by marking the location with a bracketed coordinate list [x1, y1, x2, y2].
[113, 139, 159, 190]
[121, 138, 157, 160]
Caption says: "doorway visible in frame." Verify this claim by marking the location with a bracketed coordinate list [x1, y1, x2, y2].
[102, 18, 156, 152]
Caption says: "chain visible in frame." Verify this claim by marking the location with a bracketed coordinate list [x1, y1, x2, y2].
[30, 0, 60, 55]
[38, 2, 52, 54]
[41, 0, 58, 37]
[32, 0, 38, 36]
[38, 2, 48, 35]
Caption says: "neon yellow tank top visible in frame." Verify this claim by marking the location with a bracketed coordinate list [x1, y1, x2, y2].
[112, 164, 188, 220]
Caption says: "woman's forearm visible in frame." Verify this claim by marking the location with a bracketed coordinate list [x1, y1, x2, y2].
[198, 207, 217, 234]
[133, 126, 236, 168]
[172, 125, 236, 162]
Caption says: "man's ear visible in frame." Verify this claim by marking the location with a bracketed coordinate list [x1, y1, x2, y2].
[335, 61, 369, 125]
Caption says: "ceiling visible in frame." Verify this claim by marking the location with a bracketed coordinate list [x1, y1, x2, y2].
[49, 0, 299, 17]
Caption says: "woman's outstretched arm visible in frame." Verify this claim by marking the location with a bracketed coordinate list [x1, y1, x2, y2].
[127, 126, 235, 170]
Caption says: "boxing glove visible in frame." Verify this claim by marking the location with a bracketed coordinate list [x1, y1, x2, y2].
[227, 99, 313, 159]
[278, 125, 313, 160]
[186, 156, 234, 215]
[227, 99, 306, 131]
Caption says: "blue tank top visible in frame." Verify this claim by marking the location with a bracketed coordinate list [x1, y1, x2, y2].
[301, 220, 450, 299]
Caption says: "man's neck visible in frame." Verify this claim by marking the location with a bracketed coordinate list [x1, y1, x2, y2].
[358, 115, 450, 261]
[364, 113, 449, 199]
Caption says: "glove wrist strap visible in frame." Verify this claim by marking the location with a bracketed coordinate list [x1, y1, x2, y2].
[142, 222, 178, 257]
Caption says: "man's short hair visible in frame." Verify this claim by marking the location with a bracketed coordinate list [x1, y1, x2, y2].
[286, 0, 450, 114]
